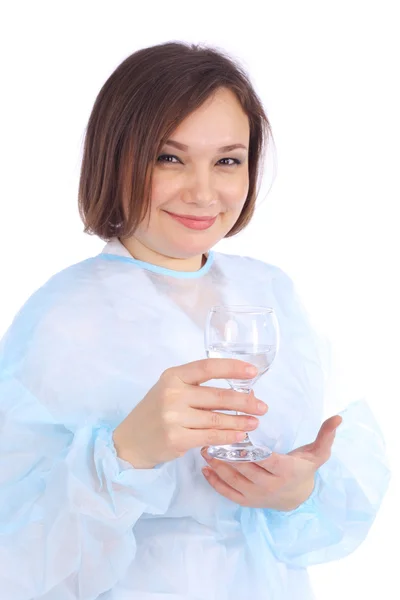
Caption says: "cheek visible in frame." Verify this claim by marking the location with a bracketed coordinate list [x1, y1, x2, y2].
[224, 169, 249, 197]
[222, 177, 249, 213]
[151, 172, 179, 206]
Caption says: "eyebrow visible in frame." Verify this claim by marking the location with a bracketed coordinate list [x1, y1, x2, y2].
[164, 139, 248, 152]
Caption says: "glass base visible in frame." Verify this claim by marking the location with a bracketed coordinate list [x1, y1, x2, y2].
[207, 439, 272, 462]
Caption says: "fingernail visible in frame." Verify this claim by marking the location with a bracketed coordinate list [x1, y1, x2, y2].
[202, 467, 211, 477]
[257, 401, 268, 413]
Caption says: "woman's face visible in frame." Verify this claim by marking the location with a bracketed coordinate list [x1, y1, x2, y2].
[124, 87, 250, 270]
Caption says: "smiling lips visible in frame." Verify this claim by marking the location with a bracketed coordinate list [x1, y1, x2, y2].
[165, 211, 217, 230]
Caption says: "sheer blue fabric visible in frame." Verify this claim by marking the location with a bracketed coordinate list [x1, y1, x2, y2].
[0, 238, 390, 599]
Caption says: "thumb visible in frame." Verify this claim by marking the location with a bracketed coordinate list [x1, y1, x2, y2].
[312, 415, 342, 466]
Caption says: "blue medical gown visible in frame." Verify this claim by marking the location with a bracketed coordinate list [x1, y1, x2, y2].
[0, 238, 390, 600]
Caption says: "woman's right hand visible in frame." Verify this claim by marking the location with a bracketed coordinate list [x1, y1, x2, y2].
[112, 358, 269, 469]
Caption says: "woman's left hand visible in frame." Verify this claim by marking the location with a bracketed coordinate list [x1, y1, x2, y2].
[201, 415, 342, 511]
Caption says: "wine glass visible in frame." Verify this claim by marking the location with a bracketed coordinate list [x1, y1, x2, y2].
[204, 305, 279, 462]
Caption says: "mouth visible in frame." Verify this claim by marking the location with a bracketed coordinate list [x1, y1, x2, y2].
[164, 211, 218, 231]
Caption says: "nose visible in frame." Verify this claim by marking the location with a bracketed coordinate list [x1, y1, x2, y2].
[183, 167, 217, 207]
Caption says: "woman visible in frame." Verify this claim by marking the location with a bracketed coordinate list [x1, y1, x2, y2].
[0, 41, 390, 600]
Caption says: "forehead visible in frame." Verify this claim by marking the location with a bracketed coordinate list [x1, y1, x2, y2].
[170, 88, 250, 149]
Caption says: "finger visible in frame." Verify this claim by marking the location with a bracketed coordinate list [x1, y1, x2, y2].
[183, 428, 248, 449]
[312, 415, 342, 462]
[202, 468, 247, 504]
[257, 452, 289, 476]
[184, 407, 260, 432]
[225, 462, 272, 486]
[288, 416, 343, 458]
[316, 415, 343, 439]
[201, 448, 271, 486]
[187, 387, 268, 416]
[166, 358, 258, 386]
[204, 460, 253, 493]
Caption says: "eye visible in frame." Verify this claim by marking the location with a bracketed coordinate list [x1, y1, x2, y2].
[157, 154, 242, 167]
[218, 158, 242, 167]
[157, 154, 181, 164]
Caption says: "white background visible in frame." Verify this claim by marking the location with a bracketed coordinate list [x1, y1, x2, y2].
[0, 1, 399, 598]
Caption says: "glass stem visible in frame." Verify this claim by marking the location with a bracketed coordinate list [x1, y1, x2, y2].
[235, 388, 252, 444]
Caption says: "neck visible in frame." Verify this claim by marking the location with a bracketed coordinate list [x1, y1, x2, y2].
[119, 237, 206, 272]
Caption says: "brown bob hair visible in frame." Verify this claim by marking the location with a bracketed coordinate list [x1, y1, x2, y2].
[78, 41, 273, 242]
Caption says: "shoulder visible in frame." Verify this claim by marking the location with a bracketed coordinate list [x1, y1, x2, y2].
[18, 255, 102, 309]
[1, 255, 108, 351]
[213, 250, 295, 288]
[212, 251, 310, 327]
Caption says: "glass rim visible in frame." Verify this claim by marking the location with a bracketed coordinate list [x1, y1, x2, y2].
[209, 305, 275, 315]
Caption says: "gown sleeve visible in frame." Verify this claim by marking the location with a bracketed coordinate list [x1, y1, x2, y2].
[262, 268, 391, 568]
[0, 291, 177, 599]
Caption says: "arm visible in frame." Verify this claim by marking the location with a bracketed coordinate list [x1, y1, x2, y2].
[262, 268, 391, 567]
[264, 399, 390, 567]
[0, 375, 176, 599]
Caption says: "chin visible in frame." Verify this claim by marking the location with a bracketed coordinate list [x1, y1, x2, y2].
[171, 238, 218, 257]
[168, 247, 208, 260]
